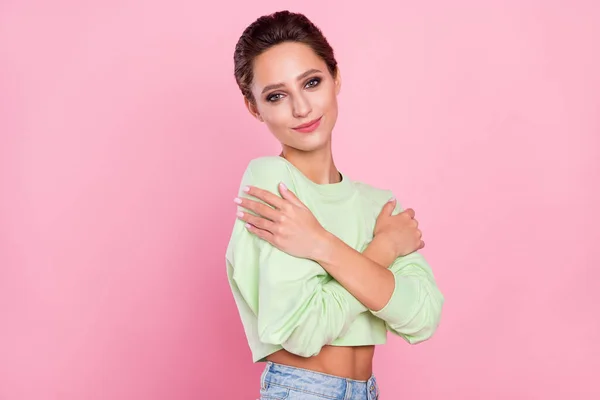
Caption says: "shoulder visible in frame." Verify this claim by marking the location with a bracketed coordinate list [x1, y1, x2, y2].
[352, 180, 394, 203]
[237, 156, 297, 194]
[246, 156, 291, 178]
[352, 180, 403, 214]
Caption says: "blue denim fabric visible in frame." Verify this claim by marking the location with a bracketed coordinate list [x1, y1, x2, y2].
[259, 361, 379, 400]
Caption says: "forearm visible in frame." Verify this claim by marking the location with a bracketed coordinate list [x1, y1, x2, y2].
[314, 232, 395, 311]
[361, 233, 397, 268]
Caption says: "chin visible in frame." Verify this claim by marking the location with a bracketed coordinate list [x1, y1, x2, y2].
[288, 143, 324, 152]
[286, 130, 331, 152]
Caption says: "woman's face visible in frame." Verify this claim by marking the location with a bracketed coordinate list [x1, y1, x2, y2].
[247, 42, 341, 153]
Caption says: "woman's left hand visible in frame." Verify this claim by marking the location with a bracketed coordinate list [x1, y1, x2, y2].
[234, 182, 330, 260]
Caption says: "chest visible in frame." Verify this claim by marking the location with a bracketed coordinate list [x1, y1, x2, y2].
[304, 197, 377, 251]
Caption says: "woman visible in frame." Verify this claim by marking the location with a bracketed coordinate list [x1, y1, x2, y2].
[225, 10, 444, 400]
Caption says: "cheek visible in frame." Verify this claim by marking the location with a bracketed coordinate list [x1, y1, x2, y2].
[265, 108, 289, 127]
[314, 87, 338, 112]
[261, 107, 292, 133]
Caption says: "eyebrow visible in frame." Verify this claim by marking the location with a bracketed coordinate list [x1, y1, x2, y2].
[261, 69, 323, 94]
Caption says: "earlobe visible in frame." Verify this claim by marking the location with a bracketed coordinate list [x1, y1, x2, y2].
[334, 67, 342, 95]
[244, 97, 264, 122]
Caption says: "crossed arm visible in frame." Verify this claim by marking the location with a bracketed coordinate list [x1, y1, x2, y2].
[230, 179, 443, 356]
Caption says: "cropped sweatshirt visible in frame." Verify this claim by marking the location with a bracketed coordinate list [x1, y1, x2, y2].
[225, 156, 444, 362]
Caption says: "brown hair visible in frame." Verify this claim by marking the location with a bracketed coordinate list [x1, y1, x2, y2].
[233, 10, 338, 104]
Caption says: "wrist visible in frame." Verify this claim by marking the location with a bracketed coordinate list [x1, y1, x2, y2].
[365, 233, 398, 267]
[311, 229, 339, 264]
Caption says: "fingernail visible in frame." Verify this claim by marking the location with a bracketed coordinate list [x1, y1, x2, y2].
[234, 197, 242, 204]
[279, 182, 288, 191]
[236, 211, 244, 218]
[243, 186, 250, 192]
[389, 197, 396, 202]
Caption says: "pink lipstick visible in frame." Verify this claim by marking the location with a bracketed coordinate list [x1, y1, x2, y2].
[292, 116, 322, 133]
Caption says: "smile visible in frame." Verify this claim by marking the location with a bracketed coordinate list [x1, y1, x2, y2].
[292, 116, 322, 133]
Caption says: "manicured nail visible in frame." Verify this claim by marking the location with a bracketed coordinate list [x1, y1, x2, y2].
[243, 186, 250, 192]
[279, 182, 288, 191]
[236, 211, 244, 218]
[234, 197, 242, 204]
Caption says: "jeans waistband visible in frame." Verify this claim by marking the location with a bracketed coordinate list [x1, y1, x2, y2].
[261, 361, 379, 399]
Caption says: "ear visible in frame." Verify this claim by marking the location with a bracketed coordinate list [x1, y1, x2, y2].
[334, 67, 342, 95]
[244, 97, 264, 122]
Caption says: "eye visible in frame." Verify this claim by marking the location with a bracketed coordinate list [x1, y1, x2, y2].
[305, 77, 321, 88]
[266, 93, 284, 102]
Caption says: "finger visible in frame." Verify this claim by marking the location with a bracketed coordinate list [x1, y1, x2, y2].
[235, 197, 279, 221]
[244, 185, 286, 209]
[237, 210, 275, 233]
[403, 208, 415, 219]
[418, 240, 425, 249]
[379, 197, 397, 216]
[278, 182, 305, 208]
[245, 222, 275, 244]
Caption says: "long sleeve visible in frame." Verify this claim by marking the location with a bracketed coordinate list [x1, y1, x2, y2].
[370, 252, 444, 344]
[369, 197, 444, 344]
[256, 239, 367, 356]
[226, 159, 368, 358]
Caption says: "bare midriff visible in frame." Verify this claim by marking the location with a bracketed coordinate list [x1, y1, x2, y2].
[266, 345, 375, 380]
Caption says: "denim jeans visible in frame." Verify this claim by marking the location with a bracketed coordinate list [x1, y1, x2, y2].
[259, 361, 380, 400]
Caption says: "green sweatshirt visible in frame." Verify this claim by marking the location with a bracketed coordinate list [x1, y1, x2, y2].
[226, 156, 444, 362]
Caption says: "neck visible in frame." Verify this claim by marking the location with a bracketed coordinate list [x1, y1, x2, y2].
[280, 145, 340, 185]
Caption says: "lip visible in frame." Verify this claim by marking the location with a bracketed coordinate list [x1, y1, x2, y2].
[292, 116, 322, 133]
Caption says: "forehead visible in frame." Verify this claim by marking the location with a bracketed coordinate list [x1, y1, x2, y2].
[252, 42, 326, 87]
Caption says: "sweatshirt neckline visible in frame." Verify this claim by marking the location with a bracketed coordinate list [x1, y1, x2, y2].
[275, 156, 355, 200]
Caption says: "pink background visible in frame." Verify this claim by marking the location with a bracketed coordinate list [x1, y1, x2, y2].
[1, 1, 599, 399]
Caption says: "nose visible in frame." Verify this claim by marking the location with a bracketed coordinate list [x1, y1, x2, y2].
[291, 93, 312, 119]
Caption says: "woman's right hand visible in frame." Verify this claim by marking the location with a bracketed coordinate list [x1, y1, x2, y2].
[374, 198, 425, 258]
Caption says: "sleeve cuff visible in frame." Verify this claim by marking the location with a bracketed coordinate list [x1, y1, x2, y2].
[370, 272, 421, 324]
